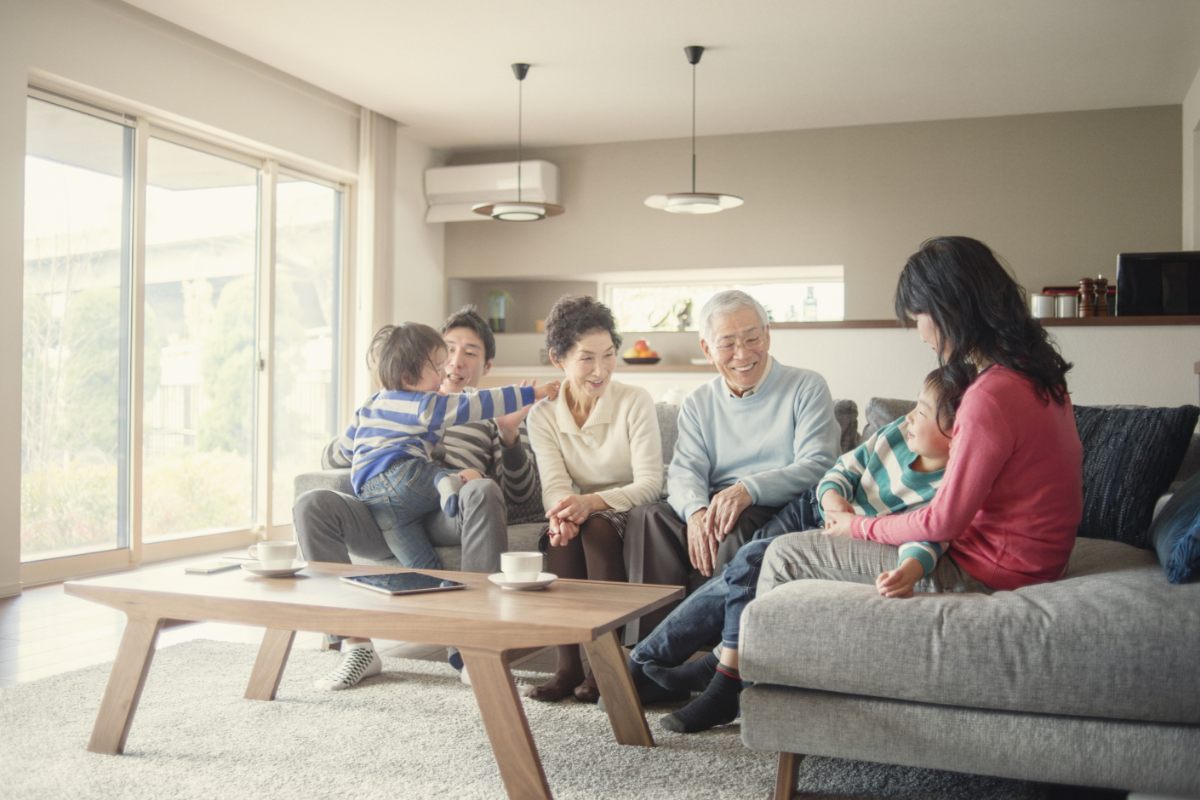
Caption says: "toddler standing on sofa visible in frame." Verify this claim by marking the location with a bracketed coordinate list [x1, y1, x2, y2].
[634, 366, 959, 733]
[339, 322, 559, 570]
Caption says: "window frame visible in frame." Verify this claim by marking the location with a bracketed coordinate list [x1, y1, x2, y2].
[20, 83, 355, 586]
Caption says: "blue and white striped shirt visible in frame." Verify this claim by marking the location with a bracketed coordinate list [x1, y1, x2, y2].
[339, 385, 536, 495]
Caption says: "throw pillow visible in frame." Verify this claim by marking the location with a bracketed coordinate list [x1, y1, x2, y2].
[1075, 404, 1200, 550]
[1149, 471, 1200, 583]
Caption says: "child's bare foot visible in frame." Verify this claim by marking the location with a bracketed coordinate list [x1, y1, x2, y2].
[876, 558, 924, 598]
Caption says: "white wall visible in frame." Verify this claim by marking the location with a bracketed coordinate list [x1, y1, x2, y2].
[445, 106, 1182, 320]
[392, 133, 446, 328]
[0, 0, 365, 595]
[1184, 62, 1200, 248]
[493, 326, 1200, 416]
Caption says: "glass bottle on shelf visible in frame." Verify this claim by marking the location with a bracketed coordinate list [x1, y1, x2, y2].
[802, 287, 819, 321]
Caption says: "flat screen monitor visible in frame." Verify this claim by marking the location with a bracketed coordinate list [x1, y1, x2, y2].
[1115, 251, 1200, 316]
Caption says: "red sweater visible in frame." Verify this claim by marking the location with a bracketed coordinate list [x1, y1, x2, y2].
[853, 366, 1083, 591]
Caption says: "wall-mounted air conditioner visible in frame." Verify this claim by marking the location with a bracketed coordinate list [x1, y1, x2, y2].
[424, 160, 560, 222]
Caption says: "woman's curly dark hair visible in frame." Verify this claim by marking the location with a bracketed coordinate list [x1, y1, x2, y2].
[895, 236, 1072, 420]
[543, 295, 622, 362]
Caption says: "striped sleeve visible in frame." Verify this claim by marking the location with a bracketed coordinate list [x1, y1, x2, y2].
[817, 432, 876, 506]
[897, 541, 948, 578]
[432, 420, 541, 512]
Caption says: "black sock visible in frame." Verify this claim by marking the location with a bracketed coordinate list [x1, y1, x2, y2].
[644, 652, 719, 692]
[625, 659, 690, 706]
[659, 667, 742, 734]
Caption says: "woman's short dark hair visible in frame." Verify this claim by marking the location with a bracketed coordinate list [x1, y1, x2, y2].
[895, 236, 1072, 407]
[368, 322, 446, 392]
[441, 304, 496, 363]
[544, 295, 622, 362]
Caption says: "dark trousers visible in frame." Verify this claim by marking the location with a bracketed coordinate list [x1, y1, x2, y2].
[622, 500, 782, 642]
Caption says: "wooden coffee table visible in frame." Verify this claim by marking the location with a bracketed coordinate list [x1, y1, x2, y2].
[65, 562, 683, 800]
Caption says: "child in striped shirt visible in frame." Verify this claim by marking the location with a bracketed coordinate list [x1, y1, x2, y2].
[340, 322, 558, 569]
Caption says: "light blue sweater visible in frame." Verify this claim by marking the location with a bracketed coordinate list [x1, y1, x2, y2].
[667, 361, 841, 522]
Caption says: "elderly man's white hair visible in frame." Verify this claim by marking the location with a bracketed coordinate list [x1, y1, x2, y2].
[699, 290, 770, 343]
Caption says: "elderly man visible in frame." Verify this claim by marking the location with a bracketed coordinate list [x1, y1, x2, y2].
[294, 305, 541, 691]
[622, 289, 840, 696]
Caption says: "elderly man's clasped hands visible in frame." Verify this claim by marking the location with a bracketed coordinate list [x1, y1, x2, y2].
[687, 481, 754, 577]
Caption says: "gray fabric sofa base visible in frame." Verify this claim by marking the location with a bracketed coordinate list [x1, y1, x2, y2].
[740, 684, 1200, 797]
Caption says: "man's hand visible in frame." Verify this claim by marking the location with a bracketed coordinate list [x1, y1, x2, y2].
[823, 510, 855, 538]
[819, 489, 854, 516]
[687, 508, 720, 577]
[546, 515, 579, 547]
[703, 482, 753, 541]
[496, 380, 536, 447]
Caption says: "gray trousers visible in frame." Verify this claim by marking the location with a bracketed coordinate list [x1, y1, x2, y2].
[293, 478, 509, 575]
[758, 529, 993, 597]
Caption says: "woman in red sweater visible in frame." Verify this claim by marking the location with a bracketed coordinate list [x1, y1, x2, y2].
[760, 236, 1083, 598]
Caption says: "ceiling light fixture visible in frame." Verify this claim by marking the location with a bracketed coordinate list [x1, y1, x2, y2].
[473, 63, 564, 222]
[645, 46, 744, 215]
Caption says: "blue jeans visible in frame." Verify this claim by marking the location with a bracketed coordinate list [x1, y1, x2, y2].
[358, 457, 444, 570]
[629, 488, 824, 668]
[630, 537, 778, 668]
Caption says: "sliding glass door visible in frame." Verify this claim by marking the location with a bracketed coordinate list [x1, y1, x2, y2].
[21, 90, 346, 567]
[22, 97, 134, 560]
[142, 137, 260, 541]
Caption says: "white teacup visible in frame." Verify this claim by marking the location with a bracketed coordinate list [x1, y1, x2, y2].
[248, 541, 298, 570]
[500, 551, 543, 583]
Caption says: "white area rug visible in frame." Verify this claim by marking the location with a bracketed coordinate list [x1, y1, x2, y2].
[0, 640, 1053, 800]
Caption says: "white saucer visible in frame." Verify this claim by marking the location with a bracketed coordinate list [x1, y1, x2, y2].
[487, 572, 557, 591]
[242, 560, 307, 578]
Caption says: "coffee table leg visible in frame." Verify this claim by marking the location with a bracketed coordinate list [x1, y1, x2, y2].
[459, 647, 553, 800]
[88, 616, 165, 755]
[583, 629, 655, 747]
[245, 628, 296, 701]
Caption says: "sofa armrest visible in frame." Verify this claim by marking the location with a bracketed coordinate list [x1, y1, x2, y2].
[295, 468, 352, 497]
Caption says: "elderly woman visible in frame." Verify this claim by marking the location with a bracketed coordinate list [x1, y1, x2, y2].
[525, 295, 664, 703]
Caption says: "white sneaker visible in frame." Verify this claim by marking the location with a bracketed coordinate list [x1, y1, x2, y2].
[458, 664, 534, 697]
[314, 644, 382, 691]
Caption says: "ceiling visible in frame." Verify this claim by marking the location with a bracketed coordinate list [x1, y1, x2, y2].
[122, 0, 1200, 152]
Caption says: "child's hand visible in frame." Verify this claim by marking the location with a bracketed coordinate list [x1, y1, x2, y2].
[876, 558, 924, 598]
[458, 468, 483, 483]
[820, 490, 854, 516]
[534, 381, 561, 402]
[823, 510, 855, 538]
[496, 380, 537, 442]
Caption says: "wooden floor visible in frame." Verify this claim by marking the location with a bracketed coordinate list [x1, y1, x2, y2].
[0, 555, 561, 689]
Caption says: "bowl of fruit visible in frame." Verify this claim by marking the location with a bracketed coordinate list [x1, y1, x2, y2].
[622, 339, 660, 365]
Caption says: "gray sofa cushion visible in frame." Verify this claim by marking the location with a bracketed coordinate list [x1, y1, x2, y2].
[861, 396, 916, 441]
[740, 537, 1200, 725]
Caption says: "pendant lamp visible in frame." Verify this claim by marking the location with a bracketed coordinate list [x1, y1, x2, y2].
[473, 63, 564, 221]
[645, 46, 743, 215]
